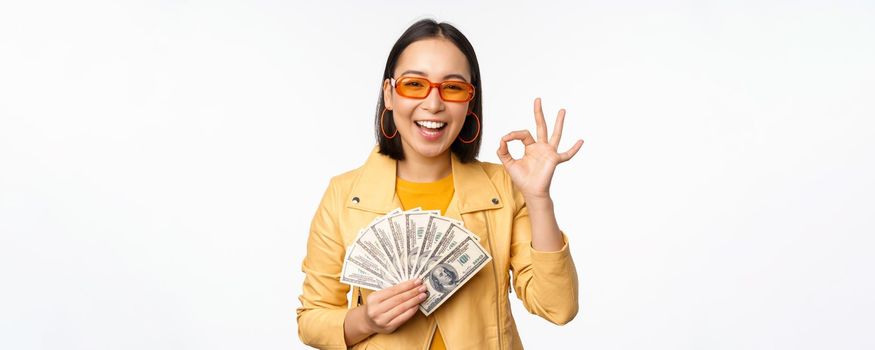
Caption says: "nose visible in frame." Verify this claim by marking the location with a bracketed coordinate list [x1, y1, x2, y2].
[420, 84, 445, 113]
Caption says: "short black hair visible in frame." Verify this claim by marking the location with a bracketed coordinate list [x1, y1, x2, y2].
[375, 19, 483, 163]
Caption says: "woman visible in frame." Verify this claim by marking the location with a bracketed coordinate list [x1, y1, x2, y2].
[297, 19, 583, 349]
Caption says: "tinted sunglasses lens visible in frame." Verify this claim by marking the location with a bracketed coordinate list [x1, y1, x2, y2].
[396, 77, 430, 98]
[440, 81, 473, 102]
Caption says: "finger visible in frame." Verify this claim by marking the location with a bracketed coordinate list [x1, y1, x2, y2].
[558, 139, 584, 163]
[550, 108, 566, 149]
[534, 97, 548, 143]
[502, 130, 536, 146]
[377, 282, 426, 318]
[384, 288, 426, 322]
[375, 291, 425, 328]
[496, 137, 515, 166]
[371, 279, 420, 304]
[384, 300, 421, 331]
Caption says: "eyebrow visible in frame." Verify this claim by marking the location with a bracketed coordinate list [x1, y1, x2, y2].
[398, 70, 470, 82]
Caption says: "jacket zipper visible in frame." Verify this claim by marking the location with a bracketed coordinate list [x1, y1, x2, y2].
[483, 212, 504, 350]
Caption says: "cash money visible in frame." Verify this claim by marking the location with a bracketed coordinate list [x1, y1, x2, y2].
[419, 236, 492, 316]
[340, 229, 397, 289]
[412, 215, 455, 277]
[340, 208, 491, 315]
[353, 227, 402, 283]
[415, 222, 476, 279]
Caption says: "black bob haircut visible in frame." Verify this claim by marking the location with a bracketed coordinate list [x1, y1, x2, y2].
[375, 19, 483, 164]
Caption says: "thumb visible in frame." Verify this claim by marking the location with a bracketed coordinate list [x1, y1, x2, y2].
[497, 140, 514, 166]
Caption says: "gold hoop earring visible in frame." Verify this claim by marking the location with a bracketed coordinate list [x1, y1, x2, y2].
[380, 108, 397, 139]
[458, 112, 480, 144]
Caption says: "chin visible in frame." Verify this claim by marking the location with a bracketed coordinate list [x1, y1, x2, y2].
[413, 144, 450, 158]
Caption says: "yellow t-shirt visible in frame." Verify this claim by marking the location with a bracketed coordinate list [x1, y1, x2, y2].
[395, 173, 453, 350]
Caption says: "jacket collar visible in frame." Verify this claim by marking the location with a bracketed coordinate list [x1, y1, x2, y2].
[346, 145, 503, 216]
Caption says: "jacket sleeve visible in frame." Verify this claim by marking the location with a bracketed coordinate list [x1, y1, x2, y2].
[296, 178, 352, 349]
[508, 184, 580, 325]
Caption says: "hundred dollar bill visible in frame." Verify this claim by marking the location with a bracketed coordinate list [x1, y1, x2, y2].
[342, 226, 401, 288]
[368, 214, 405, 279]
[340, 209, 404, 289]
[419, 236, 492, 316]
[340, 247, 390, 291]
[413, 215, 452, 276]
[404, 210, 440, 277]
[415, 222, 475, 279]
[412, 215, 457, 278]
[385, 211, 410, 280]
[397, 208, 422, 279]
[352, 227, 402, 283]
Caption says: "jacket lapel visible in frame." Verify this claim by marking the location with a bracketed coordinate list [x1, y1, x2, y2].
[449, 150, 503, 214]
[346, 146, 402, 214]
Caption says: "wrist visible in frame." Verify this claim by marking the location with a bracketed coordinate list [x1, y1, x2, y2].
[524, 194, 554, 207]
[344, 305, 376, 346]
[356, 306, 377, 335]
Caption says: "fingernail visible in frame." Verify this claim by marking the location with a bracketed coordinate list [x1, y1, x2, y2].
[419, 286, 427, 292]
[413, 279, 422, 286]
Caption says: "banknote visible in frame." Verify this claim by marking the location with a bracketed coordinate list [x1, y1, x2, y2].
[386, 211, 410, 280]
[353, 227, 402, 283]
[340, 250, 389, 290]
[415, 222, 476, 279]
[419, 236, 492, 316]
[404, 210, 440, 277]
[368, 215, 404, 279]
[341, 209, 403, 290]
[342, 208, 406, 287]
[412, 215, 461, 277]
[339, 208, 491, 314]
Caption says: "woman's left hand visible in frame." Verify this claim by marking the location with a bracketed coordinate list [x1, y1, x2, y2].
[497, 98, 584, 200]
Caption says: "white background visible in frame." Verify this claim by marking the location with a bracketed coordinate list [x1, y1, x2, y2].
[2, 1, 874, 349]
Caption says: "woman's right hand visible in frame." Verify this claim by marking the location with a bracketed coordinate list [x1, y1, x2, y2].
[364, 279, 427, 333]
[344, 279, 427, 345]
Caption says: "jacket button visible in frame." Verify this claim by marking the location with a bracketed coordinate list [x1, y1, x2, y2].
[491, 198, 499, 204]
[352, 197, 360, 204]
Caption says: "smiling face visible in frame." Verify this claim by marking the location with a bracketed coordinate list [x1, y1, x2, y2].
[383, 38, 472, 160]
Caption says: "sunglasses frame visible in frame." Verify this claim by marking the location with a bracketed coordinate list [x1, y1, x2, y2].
[390, 76, 476, 102]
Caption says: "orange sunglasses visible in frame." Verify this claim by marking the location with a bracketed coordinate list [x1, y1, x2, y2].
[390, 76, 475, 102]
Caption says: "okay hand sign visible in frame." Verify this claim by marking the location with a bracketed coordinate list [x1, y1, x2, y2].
[497, 98, 584, 200]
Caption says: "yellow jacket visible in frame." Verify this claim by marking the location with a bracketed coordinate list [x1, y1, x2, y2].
[297, 145, 579, 349]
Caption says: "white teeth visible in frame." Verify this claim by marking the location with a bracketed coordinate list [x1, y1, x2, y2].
[416, 121, 446, 129]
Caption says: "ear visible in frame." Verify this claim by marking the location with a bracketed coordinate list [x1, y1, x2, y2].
[382, 78, 393, 110]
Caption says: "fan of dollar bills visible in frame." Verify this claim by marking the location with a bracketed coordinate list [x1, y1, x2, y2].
[340, 208, 492, 316]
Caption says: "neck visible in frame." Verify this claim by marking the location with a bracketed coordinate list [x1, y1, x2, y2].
[397, 150, 452, 183]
